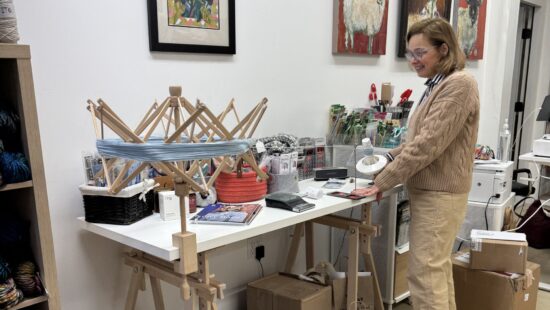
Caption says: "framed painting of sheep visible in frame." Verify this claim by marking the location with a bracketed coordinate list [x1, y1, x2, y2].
[456, 0, 487, 60]
[397, 0, 452, 57]
[147, 0, 235, 54]
[332, 0, 389, 55]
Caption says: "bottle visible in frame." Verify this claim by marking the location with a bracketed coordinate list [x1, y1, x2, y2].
[497, 118, 511, 162]
[362, 138, 375, 162]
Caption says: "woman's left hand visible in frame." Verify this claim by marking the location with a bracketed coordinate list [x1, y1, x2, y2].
[351, 185, 383, 202]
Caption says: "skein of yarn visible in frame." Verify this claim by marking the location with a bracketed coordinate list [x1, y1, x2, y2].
[0, 256, 10, 283]
[0, 279, 23, 309]
[0, 0, 19, 43]
[14, 261, 43, 297]
[0, 152, 31, 183]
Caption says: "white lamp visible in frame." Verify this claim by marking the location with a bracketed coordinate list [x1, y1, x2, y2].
[356, 138, 387, 175]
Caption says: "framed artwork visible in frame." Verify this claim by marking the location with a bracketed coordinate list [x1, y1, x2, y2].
[397, 0, 452, 57]
[147, 0, 235, 54]
[332, 0, 389, 55]
[456, 0, 487, 60]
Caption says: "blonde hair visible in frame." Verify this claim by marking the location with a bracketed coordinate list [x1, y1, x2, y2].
[407, 18, 465, 75]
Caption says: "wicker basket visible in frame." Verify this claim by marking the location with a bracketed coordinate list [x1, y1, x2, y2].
[79, 180, 155, 225]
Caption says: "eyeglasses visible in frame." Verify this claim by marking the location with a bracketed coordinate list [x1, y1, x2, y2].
[404, 47, 435, 61]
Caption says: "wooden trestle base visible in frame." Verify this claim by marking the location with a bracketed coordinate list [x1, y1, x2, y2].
[123, 202, 383, 310]
[123, 180, 225, 310]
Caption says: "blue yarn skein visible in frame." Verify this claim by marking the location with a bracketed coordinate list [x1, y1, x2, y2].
[0, 109, 19, 134]
[0, 256, 10, 282]
[0, 152, 31, 183]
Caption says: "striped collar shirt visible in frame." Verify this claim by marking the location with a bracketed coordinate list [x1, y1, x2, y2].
[418, 73, 445, 106]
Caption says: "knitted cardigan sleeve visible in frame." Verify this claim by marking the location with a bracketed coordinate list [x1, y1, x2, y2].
[374, 75, 476, 192]
[388, 143, 405, 159]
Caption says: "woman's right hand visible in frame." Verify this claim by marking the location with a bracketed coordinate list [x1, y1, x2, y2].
[351, 185, 383, 202]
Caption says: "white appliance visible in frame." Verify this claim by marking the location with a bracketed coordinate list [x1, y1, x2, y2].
[533, 134, 550, 157]
[468, 161, 513, 204]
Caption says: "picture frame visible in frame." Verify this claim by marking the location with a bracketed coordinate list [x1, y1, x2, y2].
[397, 0, 452, 57]
[332, 0, 389, 55]
[147, 0, 235, 54]
[454, 0, 487, 60]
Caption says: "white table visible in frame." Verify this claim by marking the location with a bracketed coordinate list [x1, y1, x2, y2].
[79, 178, 401, 310]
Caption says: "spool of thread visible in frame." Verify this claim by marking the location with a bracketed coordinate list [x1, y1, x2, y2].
[0, 0, 19, 43]
[14, 261, 43, 297]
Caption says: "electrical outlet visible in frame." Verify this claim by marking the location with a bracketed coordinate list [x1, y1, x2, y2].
[247, 236, 264, 259]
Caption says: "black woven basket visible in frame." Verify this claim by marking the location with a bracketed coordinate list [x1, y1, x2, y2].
[82, 191, 154, 225]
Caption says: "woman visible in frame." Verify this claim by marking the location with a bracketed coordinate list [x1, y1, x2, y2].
[353, 18, 479, 309]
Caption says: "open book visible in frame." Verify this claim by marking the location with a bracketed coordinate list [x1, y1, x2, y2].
[190, 203, 263, 225]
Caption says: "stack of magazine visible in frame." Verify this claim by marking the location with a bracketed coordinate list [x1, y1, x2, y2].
[190, 203, 263, 225]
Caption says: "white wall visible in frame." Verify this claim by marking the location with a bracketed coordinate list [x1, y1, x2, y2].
[12, 0, 540, 309]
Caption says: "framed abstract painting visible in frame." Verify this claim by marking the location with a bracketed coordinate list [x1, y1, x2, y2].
[456, 0, 487, 60]
[147, 0, 235, 54]
[332, 0, 389, 55]
[397, 0, 452, 57]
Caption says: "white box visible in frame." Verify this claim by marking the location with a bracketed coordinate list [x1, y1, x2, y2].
[271, 155, 281, 174]
[280, 153, 291, 174]
[290, 152, 298, 173]
[158, 191, 181, 221]
[533, 136, 550, 157]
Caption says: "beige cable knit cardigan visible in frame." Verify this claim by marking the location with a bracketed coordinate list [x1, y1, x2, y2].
[375, 70, 480, 193]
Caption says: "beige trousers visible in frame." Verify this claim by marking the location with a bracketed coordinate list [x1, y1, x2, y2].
[407, 188, 468, 310]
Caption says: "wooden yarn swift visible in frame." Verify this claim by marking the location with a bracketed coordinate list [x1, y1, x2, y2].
[86, 86, 268, 310]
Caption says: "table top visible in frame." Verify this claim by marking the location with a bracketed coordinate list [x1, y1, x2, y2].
[79, 178, 399, 261]
[519, 152, 550, 165]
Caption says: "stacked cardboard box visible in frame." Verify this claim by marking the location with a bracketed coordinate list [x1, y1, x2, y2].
[453, 252, 539, 310]
[451, 230, 539, 310]
[469, 230, 528, 274]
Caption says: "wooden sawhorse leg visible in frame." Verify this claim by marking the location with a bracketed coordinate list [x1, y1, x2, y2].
[284, 222, 315, 273]
[307, 202, 382, 310]
[360, 203, 384, 310]
[124, 249, 224, 310]
[125, 264, 145, 310]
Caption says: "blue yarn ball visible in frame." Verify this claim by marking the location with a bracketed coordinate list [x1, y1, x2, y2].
[0, 152, 31, 183]
[0, 256, 10, 282]
[0, 109, 20, 134]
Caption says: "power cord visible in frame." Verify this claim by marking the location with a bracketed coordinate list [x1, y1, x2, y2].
[507, 197, 550, 232]
[455, 236, 469, 252]
[255, 245, 265, 278]
[484, 194, 500, 230]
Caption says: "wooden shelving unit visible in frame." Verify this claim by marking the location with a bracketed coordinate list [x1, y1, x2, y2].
[10, 296, 49, 310]
[0, 181, 33, 192]
[0, 44, 59, 310]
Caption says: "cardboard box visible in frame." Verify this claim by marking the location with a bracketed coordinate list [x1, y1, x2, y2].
[469, 230, 528, 274]
[247, 273, 332, 310]
[453, 252, 540, 310]
[393, 249, 409, 298]
[330, 272, 374, 310]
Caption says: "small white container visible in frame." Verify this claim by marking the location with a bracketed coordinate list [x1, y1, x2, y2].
[158, 191, 186, 221]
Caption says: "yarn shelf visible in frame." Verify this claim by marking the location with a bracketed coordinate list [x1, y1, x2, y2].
[0, 180, 32, 192]
[0, 44, 59, 310]
[9, 295, 48, 310]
